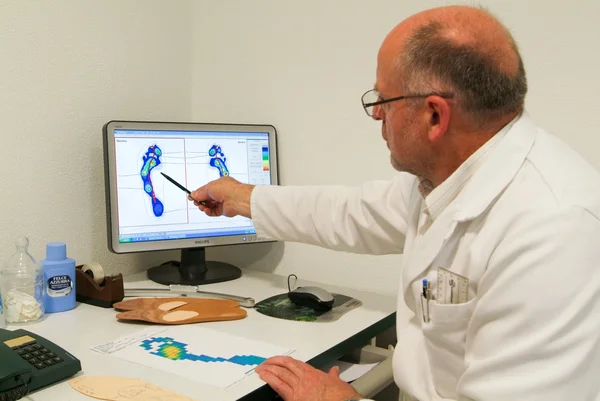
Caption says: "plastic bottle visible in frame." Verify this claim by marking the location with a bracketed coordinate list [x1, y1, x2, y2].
[40, 242, 76, 313]
[0, 236, 45, 323]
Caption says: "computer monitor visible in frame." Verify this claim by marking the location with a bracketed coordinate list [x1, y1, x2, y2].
[102, 120, 278, 286]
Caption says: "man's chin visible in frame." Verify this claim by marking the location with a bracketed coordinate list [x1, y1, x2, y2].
[390, 156, 403, 171]
[390, 157, 416, 175]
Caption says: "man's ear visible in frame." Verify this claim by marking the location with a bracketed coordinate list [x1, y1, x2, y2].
[425, 96, 451, 142]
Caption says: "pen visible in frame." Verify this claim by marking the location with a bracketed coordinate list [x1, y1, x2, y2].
[421, 279, 430, 323]
[426, 281, 431, 323]
[426, 281, 431, 300]
[160, 172, 208, 206]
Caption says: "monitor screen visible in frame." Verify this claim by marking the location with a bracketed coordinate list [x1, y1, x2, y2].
[103, 120, 278, 285]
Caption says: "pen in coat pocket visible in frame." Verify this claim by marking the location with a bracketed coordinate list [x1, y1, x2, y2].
[421, 279, 431, 323]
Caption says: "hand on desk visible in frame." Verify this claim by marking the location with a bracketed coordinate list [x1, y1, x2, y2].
[255, 356, 363, 401]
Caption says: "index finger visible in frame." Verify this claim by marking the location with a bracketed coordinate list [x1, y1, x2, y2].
[190, 185, 209, 203]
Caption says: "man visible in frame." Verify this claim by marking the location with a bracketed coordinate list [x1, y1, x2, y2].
[190, 5, 600, 401]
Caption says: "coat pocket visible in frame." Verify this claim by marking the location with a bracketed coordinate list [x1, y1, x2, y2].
[422, 296, 478, 399]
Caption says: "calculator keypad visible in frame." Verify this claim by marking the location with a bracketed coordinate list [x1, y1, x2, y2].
[13, 341, 63, 369]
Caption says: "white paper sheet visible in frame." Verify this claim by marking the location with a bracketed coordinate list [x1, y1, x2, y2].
[320, 360, 380, 382]
[91, 326, 294, 389]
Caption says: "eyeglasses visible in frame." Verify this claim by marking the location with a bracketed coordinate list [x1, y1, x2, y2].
[361, 89, 454, 117]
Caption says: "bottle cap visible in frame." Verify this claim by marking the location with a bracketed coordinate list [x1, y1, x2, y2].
[46, 242, 67, 261]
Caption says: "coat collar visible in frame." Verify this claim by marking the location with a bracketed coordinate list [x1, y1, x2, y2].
[401, 111, 538, 302]
[450, 111, 537, 222]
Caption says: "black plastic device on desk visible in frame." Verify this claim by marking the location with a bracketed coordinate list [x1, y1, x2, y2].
[0, 328, 81, 400]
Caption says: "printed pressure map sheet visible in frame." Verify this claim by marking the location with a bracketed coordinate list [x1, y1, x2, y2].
[91, 326, 294, 389]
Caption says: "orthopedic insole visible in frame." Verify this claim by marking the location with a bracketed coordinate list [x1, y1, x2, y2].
[69, 376, 194, 400]
[113, 297, 246, 325]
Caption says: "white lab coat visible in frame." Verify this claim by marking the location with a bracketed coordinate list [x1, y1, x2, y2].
[250, 112, 600, 401]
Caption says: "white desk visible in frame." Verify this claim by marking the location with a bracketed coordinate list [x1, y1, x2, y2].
[10, 269, 396, 401]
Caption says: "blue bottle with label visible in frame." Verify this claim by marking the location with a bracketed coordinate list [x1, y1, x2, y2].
[40, 242, 76, 313]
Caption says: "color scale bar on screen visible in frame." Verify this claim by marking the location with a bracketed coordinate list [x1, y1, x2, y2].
[262, 146, 270, 171]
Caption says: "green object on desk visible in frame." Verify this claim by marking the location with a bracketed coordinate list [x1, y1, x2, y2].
[255, 293, 362, 322]
[0, 328, 81, 397]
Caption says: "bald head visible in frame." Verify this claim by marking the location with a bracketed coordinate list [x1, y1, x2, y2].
[379, 5, 527, 124]
[387, 6, 520, 76]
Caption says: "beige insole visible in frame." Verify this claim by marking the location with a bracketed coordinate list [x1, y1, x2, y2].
[113, 297, 247, 325]
[69, 376, 195, 401]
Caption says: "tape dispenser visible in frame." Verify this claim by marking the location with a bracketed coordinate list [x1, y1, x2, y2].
[75, 263, 124, 308]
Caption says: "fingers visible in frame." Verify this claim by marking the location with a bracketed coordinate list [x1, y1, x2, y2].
[256, 357, 302, 400]
[192, 199, 209, 208]
[188, 190, 220, 216]
[195, 203, 220, 217]
[255, 367, 294, 400]
[259, 356, 313, 377]
[328, 365, 341, 378]
[189, 177, 249, 217]
[256, 363, 298, 386]
[190, 185, 208, 202]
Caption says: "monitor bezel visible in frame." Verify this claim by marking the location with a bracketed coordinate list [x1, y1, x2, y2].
[103, 120, 278, 254]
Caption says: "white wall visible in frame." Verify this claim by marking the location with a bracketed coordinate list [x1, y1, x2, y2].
[191, 0, 600, 295]
[0, 1, 192, 274]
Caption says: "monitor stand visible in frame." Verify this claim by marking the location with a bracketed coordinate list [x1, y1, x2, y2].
[147, 247, 241, 286]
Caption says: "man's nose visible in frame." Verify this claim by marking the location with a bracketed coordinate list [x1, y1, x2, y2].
[372, 104, 384, 121]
